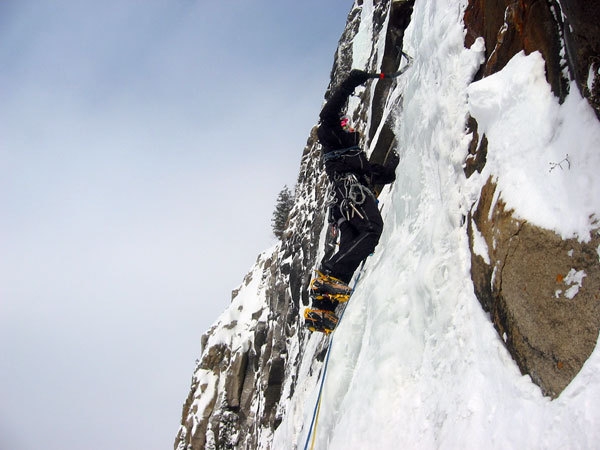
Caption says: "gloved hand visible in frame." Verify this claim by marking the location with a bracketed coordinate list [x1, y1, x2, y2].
[346, 69, 371, 87]
[341, 69, 371, 92]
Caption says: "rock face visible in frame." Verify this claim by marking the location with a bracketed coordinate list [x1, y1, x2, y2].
[559, 0, 600, 117]
[175, 1, 600, 448]
[464, 0, 600, 115]
[464, 0, 600, 397]
[464, 0, 567, 99]
[468, 178, 600, 397]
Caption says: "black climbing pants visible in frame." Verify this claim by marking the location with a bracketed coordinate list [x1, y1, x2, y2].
[321, 182, 383, 284]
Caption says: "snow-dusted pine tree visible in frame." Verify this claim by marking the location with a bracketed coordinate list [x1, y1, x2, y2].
[271, 185, 294, 240]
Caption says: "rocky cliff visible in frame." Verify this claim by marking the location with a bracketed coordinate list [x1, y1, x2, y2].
[463, 0, 600, 397]
[175, 1, 599, 448]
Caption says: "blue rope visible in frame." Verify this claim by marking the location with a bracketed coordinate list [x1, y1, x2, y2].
[302, 336, 333, 450]
[302, 261, 367, 449]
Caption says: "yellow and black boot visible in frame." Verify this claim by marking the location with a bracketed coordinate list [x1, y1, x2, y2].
[304, 308, 339, 334]
[309, 270, 352, 302]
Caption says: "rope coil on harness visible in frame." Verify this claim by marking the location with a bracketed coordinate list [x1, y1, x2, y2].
[348, 182, 368, 205]
[322, 145, 361, 164]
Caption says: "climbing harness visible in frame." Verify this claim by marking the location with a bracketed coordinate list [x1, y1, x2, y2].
[321, 145, 361, 164]
[334, 173, 375, 221]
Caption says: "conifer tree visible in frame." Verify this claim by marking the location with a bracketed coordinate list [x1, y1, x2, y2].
[271, 185, 294, 239]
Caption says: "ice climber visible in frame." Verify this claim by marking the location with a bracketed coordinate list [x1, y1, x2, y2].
[305, 69, 400, 333]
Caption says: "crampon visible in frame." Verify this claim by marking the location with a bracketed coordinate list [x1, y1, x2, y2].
[304, 308, 339, 334]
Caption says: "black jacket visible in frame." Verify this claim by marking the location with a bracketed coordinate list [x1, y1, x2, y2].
[317, 71, 398, 187]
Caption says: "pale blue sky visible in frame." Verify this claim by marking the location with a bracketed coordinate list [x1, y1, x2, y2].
[0, 1, 352, 449]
